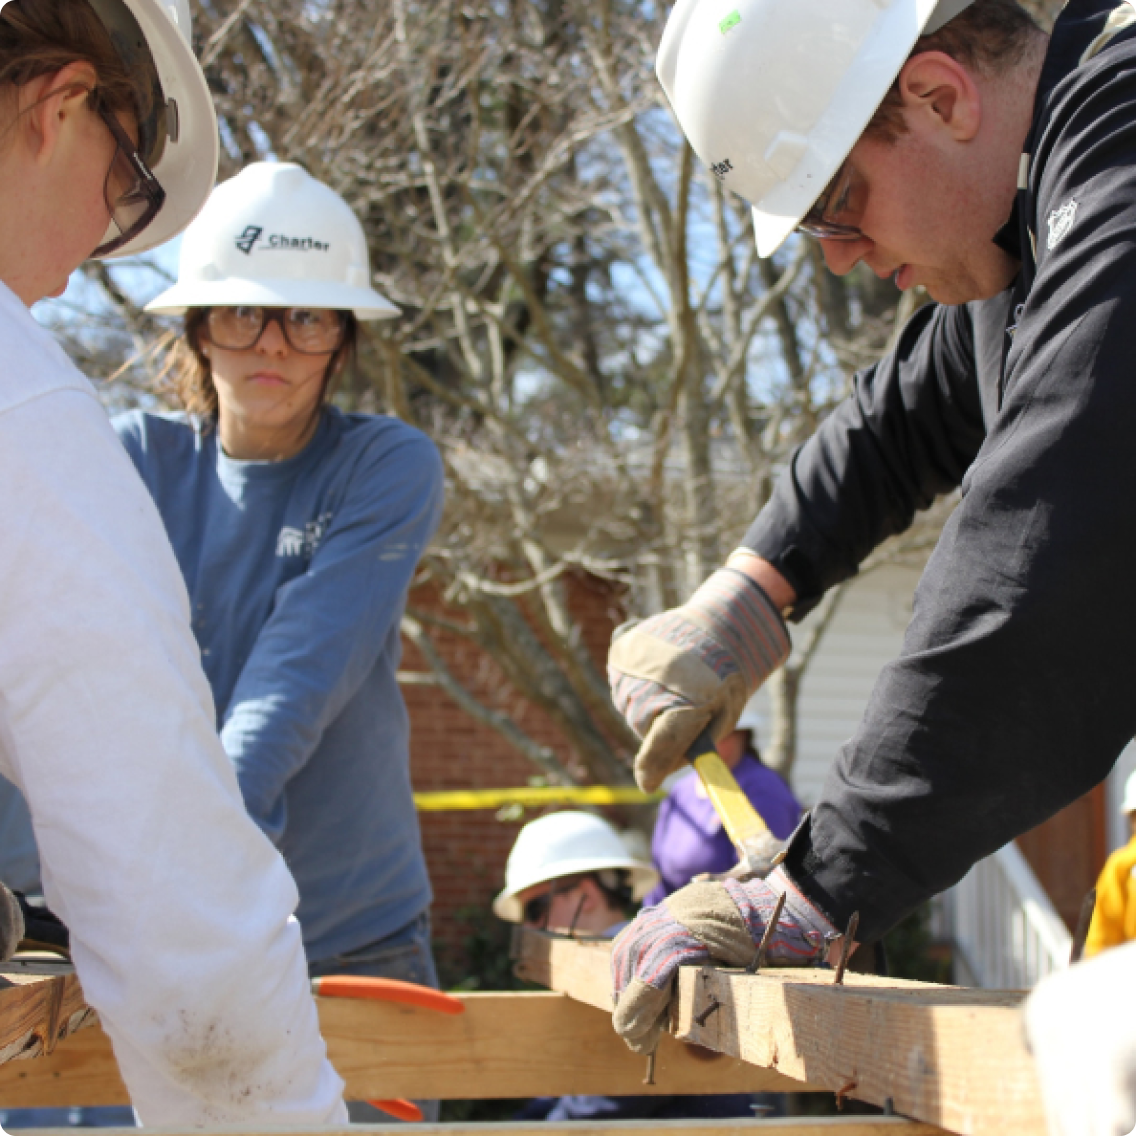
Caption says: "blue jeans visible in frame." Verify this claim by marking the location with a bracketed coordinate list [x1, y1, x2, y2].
[309, 911, 440, 1124]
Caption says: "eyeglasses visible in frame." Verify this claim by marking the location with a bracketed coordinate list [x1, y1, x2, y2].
[89, 90, 166, 257]
[204, 307, 349, 355]
[522, 891, 554, 926]
[797, 159, 865, 243]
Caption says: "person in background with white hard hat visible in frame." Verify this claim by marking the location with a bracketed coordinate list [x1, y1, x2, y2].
[115, 161, 444, 1103]
[1083, 771, 1136, 957]
[494, 811, 657, 936]
[642, 704, 799, 904]
[0, 0, 346, 1126]
[498, 813, 760, 1122]
[606, 1, 1136, 1130]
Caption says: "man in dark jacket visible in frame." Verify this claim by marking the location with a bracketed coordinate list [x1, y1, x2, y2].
[609, 1, 1136, 1128]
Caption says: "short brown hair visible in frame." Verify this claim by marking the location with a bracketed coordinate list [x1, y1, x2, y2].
[866, 0, 1044, 142]
[0, 0, 143, 124]
[168, 308, 360, 421]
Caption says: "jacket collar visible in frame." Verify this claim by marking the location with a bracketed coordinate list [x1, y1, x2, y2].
[994, 0, 1126, 261]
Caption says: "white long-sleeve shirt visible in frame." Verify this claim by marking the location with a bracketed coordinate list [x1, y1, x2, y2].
[0, 283, 347, 1125]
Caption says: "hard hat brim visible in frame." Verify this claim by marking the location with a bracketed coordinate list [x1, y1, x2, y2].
[98, 0, 218, 260]
[492, 855, 659, 924]
[145, 277, 400, 320]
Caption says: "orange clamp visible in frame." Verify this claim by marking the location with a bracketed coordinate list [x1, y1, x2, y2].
[311, 975, 465, 1015]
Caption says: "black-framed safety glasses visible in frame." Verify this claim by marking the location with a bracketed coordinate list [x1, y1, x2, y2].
[796, 159, 864, 243]
[203, 306, 349, 355]
[89, 89, 166, 257]
[523, 876, 579, 927]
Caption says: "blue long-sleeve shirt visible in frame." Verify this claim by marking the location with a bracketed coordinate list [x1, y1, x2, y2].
[114, 407, 444, 963]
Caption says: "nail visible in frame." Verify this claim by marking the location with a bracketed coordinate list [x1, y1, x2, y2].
[833, 911, 859, 985]
[643, 1050, 656, 1086]
[694, 996, 721, 1026]
[747, 891, 787, 974]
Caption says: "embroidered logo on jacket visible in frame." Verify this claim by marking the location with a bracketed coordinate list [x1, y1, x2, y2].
[1047, 199, 1078, 250]
[276, 513, 333, 559]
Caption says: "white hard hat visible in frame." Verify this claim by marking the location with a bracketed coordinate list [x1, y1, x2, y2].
[1122, 771, 1136, 815]
[86, 0, 218, 258]
[145, 162, 399, 319]
[493, 811, 658, 924]
[656, 0, 976, 256]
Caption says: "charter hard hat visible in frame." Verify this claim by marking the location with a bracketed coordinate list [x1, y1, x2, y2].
[1122, 771, 1136, 815]
[146, 162, 399, 319]
[85, 0, 217, 258]
[493, 811, 658, 923]
[656, 0, 977, 256]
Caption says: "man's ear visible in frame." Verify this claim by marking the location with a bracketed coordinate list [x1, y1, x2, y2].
[896, 50, 982, 142]
[18, 61, 99, 165]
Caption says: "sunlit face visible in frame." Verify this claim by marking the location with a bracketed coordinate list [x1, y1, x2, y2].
[814, 127, 1019, 305]
[201, 313, 336, 439]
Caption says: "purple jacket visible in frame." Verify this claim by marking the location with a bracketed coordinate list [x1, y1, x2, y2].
[644, 753, 801, 906]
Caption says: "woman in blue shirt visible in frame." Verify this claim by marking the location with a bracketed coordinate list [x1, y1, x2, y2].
[115, 161, 445, 993]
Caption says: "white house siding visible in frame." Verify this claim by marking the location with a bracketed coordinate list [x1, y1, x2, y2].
[1108, 740, 1136, 851]
[749, 562, 922, 807]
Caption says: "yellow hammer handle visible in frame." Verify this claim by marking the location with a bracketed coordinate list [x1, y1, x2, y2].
[687, 727, 771, 850]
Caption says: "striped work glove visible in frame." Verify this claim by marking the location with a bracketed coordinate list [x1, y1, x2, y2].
[610, 869, 835, 1054]
[608, 567, 790, 792]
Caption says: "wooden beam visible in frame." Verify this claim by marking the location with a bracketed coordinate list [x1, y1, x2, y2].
[513, 929, 1047, 1136]
[19, 1121, 950, 1135]
[0, 960, 94, 1067]
[0, 990, 802, 1106]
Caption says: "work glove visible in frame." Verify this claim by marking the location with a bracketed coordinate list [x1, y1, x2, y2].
[1024, 939, 1136, 1136]
[0, 883, 25, 963]
[610, 867, 835, 1054]
[608, 567, 790, 792]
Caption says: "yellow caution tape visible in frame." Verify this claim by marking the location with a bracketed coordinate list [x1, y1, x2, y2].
[413, 786, 664, 811]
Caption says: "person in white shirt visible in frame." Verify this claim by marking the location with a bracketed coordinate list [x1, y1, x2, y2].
[0, 0, 346, 1124]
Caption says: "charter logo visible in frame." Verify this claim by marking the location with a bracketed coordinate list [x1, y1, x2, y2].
[235, 225, 263, 254]
[235, 224, 330, 255]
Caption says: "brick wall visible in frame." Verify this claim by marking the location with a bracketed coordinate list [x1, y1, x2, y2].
[403, 573, 627, 982]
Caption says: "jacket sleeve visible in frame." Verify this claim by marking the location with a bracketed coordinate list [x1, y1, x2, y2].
[783, 49, 1136, 940]
[219, 429, 444, 842]
[0, 388, 346, 1126]
[1085, 851, 1128, 958]
[743, 298, 989, 616]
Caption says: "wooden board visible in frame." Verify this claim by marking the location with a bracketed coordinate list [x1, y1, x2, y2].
[0, 960, 94, 1067]
[512, 928, 615, 1011]
[0, 991, 801, 1106]
[22, 1121, 950, 1135]
[514, 929, 1047, 1136]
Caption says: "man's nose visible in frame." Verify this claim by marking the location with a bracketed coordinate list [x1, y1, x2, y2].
[819, 236, 872, 276]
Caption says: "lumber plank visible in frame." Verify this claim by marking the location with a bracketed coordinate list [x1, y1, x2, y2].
[0, 960, 95, 1067]
[512, 928, 614, 1011]
[514, 929, 1047, 1136]
[0, 991, 801, 1106]
[21, 1121, 951, 1135]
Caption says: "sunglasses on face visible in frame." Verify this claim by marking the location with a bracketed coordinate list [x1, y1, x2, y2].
[522, 891, 554, 926]
[89, 89, 166, 257]
[203, 306, 349, 355]
[797, 159, 865, 243]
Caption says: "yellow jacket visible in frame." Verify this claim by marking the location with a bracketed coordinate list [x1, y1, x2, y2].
[1085, 834, 1136, 957]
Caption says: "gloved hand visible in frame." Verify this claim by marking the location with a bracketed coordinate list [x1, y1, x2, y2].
[0, 883, 25, 963]
[1024, 939, 1136, 1136]
[608, 567, 790, 792]
[610, 868, 835, 1054]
